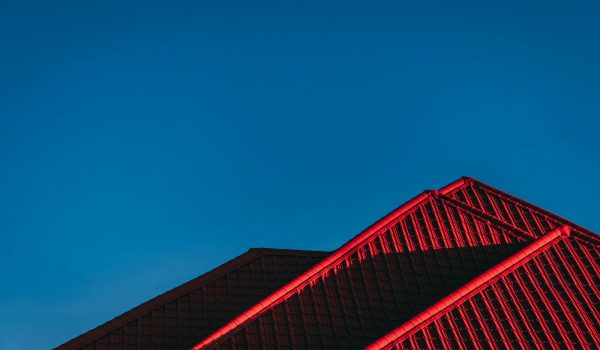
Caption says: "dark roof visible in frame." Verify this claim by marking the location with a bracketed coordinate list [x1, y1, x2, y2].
[193, 177, 599, 349]
[57, 177, 599, 349]
[55, 248, 328, 350]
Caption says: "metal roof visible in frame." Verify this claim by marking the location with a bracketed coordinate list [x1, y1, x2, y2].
[57, 177, 599, 349]
[193, 177, 599, 349]
[369, 226, 598, 349]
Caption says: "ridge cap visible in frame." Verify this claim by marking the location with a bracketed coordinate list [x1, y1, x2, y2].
[468, 179, 599, 246]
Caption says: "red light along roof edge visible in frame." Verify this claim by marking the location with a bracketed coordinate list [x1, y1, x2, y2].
[365, 225, 572, 350]
[434, 191, 536, 240]
[466, 177, 600, 245]
[191, 178, 471, 349]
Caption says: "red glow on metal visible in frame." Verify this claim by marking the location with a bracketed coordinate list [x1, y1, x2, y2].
[366, 225, 571, 350]
[191, 189, 439, 349]
[56, 177, 600, 349]
[193, 177, 599, 349]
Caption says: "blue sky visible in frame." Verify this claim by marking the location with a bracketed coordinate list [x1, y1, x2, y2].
[1, 1, 599, 348]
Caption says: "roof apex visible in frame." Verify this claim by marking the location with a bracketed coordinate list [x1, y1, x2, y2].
[193, 176, 598, 349]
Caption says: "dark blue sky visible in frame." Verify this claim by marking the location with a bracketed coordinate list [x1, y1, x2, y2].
[1, 1, 599, 348]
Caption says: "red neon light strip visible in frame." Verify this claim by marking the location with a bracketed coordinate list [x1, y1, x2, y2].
[191, 179, 470, 349]
[365, 225, 571, 350]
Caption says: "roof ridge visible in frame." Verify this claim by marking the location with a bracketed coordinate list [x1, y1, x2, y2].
[192, 178, 472, 349]
[433, 191, 535, 240]
[464, 178, 600, 246]
[246, 247, 329, 256]
[365, 225, 572, 350]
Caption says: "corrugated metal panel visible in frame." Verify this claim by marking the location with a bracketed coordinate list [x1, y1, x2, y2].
[55, 249, 328, 350]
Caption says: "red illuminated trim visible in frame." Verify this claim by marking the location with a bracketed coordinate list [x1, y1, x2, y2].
[191, 179, 470, 349]
[365, 225, 571, 350]
[438, 176, 472, 195]
[468, 180, 600, 245]
[192, 177, 599, 349]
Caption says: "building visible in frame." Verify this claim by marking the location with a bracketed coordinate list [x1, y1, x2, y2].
[57, 177, 600, 349]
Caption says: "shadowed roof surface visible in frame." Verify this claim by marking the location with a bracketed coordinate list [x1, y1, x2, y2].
[55, 248, 328, 350]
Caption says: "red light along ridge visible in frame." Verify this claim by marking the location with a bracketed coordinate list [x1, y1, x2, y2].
[190, 179, 470, 349]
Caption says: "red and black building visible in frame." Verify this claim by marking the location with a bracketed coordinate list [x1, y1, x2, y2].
[57, 177, 600, 349]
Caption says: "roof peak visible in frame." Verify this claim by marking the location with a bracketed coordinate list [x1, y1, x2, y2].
[193, 177, 598, 349]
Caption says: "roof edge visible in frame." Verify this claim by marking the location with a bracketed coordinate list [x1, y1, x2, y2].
[55, 248, 327, 350]
[366, 225, 571, 350]
[192, 178, 470, 349]
[246, 247, 329, 256]
[464, 178, 599, 245]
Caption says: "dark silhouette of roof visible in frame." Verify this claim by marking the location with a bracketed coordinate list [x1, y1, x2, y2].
[55, 248, 328, 350]
[57, 177, 599, 349]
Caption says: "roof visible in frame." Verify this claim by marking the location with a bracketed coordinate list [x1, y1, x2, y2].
[193, 177, 599, 349]
[367, 224, 599, 349]
[55, 248, 328, 350]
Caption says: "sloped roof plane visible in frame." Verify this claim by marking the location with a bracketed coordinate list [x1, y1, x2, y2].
[55, 248, 328, 350]
[193, 177, 599, 349]
[368, 230, 599, 349]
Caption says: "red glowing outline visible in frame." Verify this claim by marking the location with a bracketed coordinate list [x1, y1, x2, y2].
[192, 177, 599, 349]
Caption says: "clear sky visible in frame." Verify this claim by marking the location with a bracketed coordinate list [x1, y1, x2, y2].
[1, 1, 599, 349]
